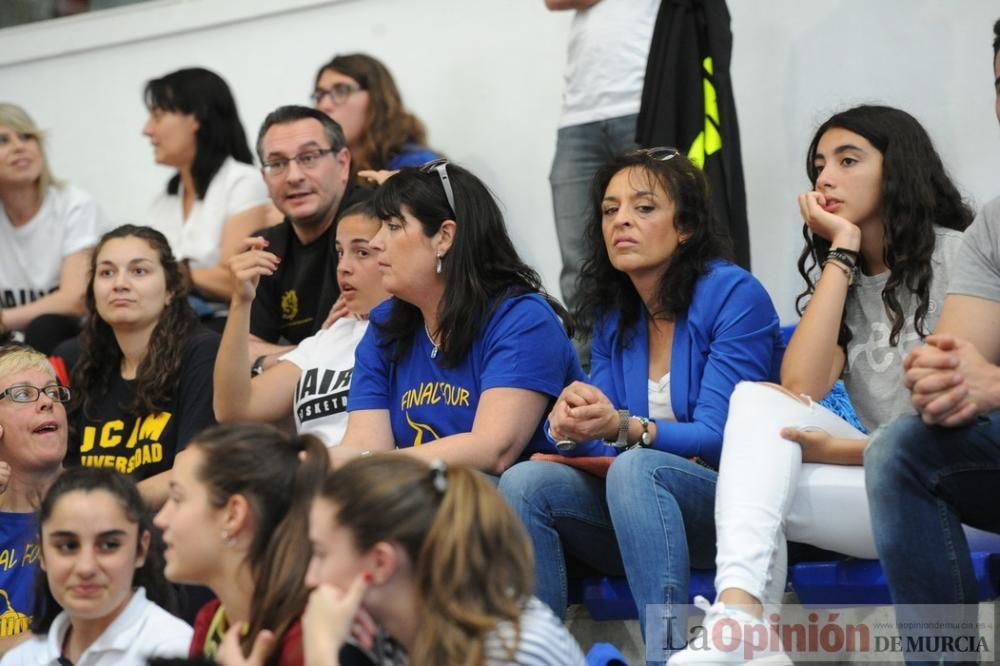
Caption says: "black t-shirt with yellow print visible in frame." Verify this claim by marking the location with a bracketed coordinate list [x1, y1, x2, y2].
[66, 329, 219, 480]
[249, 183, 372, 345]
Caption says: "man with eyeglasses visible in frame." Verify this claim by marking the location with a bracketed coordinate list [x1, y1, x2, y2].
[0, 345, 67, 656]
[246, 105, 371, 367]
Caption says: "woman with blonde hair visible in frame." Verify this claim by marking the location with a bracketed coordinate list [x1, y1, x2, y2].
[0, 104, 101, 353]
[0, 344, 69, 656]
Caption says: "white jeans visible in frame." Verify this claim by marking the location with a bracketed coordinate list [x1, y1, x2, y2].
[713, 381, 1000, 605]
[714, 381, 872, 605]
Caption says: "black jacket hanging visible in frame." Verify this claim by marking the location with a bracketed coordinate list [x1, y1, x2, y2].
[637, 0, 751, 269]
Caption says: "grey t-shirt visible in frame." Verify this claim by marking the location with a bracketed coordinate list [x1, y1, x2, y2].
[948, 196, 1000, 302]
[843, 227, 964, 431]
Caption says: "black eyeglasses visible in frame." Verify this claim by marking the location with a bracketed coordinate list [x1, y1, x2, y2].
[261, 148, 336, 178]
[0, 384, 72, 404]
[311, 83, 363, 107]
[419, 158, 457, 217]
[630, 146, 682, 162]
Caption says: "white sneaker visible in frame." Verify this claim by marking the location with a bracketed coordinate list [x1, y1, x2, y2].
[667, 596, 792, 666]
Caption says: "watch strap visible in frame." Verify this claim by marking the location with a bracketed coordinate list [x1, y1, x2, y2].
[608, 408, 630, 449]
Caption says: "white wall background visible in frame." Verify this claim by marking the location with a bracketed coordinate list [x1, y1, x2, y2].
[2, 0, 998, 323]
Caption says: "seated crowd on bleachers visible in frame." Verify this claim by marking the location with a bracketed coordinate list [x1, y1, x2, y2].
[2, 13, 1000, 666]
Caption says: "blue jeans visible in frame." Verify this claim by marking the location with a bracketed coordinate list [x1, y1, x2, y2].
[549, 114, 639, 311]
[865, 413, 1000, 664]
[499, 449, 717, 661]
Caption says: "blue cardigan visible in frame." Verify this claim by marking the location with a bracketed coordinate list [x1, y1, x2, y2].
[564, 261, 784, 467]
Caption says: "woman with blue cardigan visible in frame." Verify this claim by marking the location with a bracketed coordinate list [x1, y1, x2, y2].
[500, 148, 784, 656]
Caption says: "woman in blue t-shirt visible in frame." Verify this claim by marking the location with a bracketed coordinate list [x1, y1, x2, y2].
[337, 160, 582, 474]
[499, 148, 785, 651]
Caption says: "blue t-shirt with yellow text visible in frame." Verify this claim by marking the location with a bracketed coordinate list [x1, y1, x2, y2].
[0, 512, 38, 639]
[349, 294, 583, 457]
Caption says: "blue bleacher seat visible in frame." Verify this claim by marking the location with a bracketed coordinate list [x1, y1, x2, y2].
[575, 552, 1000, 620]
[790, 552, 1000, 607]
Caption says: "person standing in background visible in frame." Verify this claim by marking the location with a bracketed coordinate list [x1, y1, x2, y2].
[546, 0, 660, 355]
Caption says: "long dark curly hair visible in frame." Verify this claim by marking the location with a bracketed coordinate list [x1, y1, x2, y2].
[796, 105, 973, 348]
[72, 225, 199, 419]
[371, 163, 572, 368]
[574, 151, 733, 345]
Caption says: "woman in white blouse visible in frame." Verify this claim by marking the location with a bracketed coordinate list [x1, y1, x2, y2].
[142, 67, 270, 307]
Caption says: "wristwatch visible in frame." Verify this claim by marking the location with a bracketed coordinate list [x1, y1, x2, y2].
[607, 409, 630, 449]
[637, 416, 656, 447]
[549, 426, 578, 452]
[251, 355, 267, 377]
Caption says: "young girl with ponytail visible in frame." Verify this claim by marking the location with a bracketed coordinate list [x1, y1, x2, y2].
[153, 423, 341, 666]
[226, 455, 586, 666]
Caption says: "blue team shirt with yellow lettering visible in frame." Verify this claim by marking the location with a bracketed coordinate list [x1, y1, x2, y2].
[0, 512, 38, 639]
[349, 293, 583, 457]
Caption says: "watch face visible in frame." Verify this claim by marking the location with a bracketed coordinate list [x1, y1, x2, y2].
[556, 439, 578, 452]
[640, 431, 652, 447]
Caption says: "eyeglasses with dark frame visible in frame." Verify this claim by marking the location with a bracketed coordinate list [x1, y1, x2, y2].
[261, 148, 336, 178]
[0, 384, 72, 404]
[419, 158, 457, 217]
[310, 83, 363, 107]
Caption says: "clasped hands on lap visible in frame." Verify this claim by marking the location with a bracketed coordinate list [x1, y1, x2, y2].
[548, 381, 621, 444]
[905, 334, 1000, 426]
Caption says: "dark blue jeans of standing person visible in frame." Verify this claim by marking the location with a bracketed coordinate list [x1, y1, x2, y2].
[500, 448, 717, 664]
[549, 114, 639, 313]
[865, 412, 1000, 665]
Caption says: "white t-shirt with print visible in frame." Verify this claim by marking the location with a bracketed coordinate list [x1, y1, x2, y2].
[280, 317, 369, 446]
[147, 157, 269, 269]
[0, 184, 100, 308]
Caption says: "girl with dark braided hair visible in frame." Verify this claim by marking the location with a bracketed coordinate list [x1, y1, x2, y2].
[69, 225, 219, 509]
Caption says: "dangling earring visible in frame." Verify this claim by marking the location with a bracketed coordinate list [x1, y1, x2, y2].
[436, 254, 443, 274]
